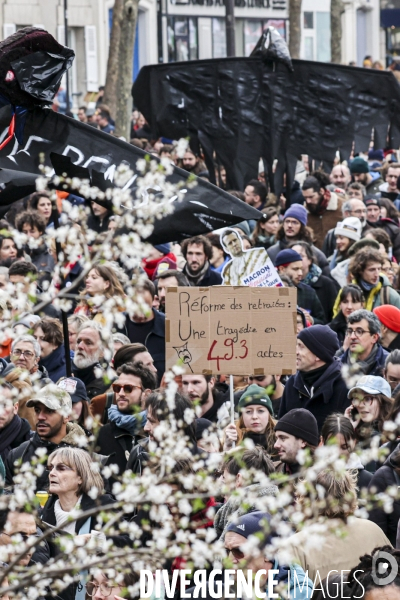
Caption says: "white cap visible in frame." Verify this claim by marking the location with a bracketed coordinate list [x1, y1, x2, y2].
[334, 217, 362, 242]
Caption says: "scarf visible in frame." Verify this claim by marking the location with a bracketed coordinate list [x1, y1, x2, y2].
[302, 263, 322, 286]
[346, 342, 378, 374]
[107, 405, 146, 435]
[0, 414, 22, 460]
[183, 260, 210, 286]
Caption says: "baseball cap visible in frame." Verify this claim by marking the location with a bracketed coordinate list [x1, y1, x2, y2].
[57, 377, 88, 403]
[334, 217, 362, 242]
[26, 383, 72, 416]
[348, 375, 392, 400]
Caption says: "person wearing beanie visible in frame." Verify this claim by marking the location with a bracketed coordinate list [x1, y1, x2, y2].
[373, 305, 400, 351]
[180, 235, 222, 287]
[364, 195, 400, 262]
[350, 156, 383, 195]
[267, 205, 330, 276]
[302, 171, 344, 249]
[223, 512, 314, 600]
[278, 325, 350, 431]
[274, 249, 326, 324]
[223, 384, 276, 454]
[142, 243, 177, 280]
[274, 408, 319, 474]
[328, 216, 362, 275]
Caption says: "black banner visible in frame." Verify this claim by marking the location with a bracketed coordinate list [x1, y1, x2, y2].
[0, 106, 262, 243]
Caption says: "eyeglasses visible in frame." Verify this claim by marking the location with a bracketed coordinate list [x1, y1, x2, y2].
[85, 582, 117, 597]
[248, 376, 266, 383]
[47, 463, 73, 473]
[345, 328, 371, 338]
[12, 349, 34, 358]
[351, 395, 376, 407]
[227, 547, 245, 560]
[112, 383, 143, 394]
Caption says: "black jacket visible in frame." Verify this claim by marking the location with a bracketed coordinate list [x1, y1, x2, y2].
[296, 282, 327, 325]
[29, 243, 55, 284]
[328, 311, 347, 346]
[368, 218, 400, 261]
[120, 308, 166, 382]
[278, 359, 350, 431]
[368, 444, 400, 546]
[1, 416, 32, 461]
[96, 420, 141, 486]
[87, 211, 112, 234]
[309, 273, 340, 322]
[196, 266, 222, 286]
[5, 423, 86, 491]
[39, 344, 67, 383]
[72, 361, 110, 399]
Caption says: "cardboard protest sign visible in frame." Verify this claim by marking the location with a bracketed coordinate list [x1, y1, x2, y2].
[220, 229, 282, 287]
[165, 286, 297, 375]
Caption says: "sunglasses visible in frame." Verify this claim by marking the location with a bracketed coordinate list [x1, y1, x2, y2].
[112, 383, 143, 394]
[227, 547, 245, 560]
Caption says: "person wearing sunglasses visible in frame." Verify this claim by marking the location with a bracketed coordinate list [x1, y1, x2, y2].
[95, 364, 157, 486]
[345, 375, 393, 471]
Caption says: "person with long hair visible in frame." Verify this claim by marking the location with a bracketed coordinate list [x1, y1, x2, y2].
[28, 191, 55, 229]
[344, 375, 393, 470]
[321, 413, 372, 494]
[252, 207, 280, 250]
[74, 263, 125, 325]
[223, 385, 276, 455]
[328, 284, 365, 345]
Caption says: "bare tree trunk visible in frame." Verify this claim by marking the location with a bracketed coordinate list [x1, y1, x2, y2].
[331, 0, 344, 64]
[103, 0, 124, 119]
[289, 0, 302, 59]
[114, 0, 138, 139]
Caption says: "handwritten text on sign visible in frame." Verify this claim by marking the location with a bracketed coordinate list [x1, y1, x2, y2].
[165, 286, 297, 375]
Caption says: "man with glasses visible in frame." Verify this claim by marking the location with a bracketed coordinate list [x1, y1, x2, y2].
[95, 363, 157, 485]
[5, 384, 83, 492]
[340, 309, 389, 377]
[10, 334, 51, 385]
[383, 350, 400, 393]
[0, 506, 49, 566]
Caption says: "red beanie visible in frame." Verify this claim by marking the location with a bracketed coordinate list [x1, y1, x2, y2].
[373, 305, 400, 334]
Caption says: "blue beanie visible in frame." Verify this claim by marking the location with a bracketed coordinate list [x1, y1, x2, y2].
[297, 325, 339, 363]
[284, 204, 308, 226]
[226, 511, 274, 543]
[154, 243, 171, 255]
[274, 249, 303, 268]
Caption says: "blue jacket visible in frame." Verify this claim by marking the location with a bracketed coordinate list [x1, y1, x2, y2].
[340, 343, 389, 377]
[39, 344, 67, 384]
[275, 561, 313, 599]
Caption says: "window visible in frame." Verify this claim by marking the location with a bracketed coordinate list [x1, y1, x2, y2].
[264, 19, 286, 40]
[244, 20, 262, 55]
[167, 17, 198, 62]
[212, 18, 226, 58]
[316, 12, 331, 62]
[304, 12, 314, 29]
[304, 36, 314, 60]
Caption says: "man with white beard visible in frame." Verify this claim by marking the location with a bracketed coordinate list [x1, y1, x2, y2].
[72, 322, 112, 399]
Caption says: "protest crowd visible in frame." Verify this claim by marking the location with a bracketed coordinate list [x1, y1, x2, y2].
[4, 27, 400, 600]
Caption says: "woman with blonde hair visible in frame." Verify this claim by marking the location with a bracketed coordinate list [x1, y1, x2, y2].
[74, 263, 126, 325]
[223, 385, 276, 455]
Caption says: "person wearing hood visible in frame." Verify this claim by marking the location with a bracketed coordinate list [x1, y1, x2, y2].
[302, 171, 344, 249]
[5, 383, 87, 492]
[33, 318, 67, 384]
[15, 210, 55, 287]
[350, 156, 383, 195]
[223, 384, 276, 454]
[142, 244, 177, 280]
[0, 382, 31, 463]
[87, 200, 113, 234]
[278, 325, 349, 430]
[368, 441, 400, 546]
[364, 196, 400, 261]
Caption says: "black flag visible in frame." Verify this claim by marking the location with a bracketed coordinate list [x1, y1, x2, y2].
[0, 106, 262, 243]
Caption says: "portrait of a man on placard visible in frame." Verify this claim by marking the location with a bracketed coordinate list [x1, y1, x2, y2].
[220, 228, 282, 287]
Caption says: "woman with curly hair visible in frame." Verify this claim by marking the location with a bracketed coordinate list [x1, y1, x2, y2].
[223, 385, 276, 455]
[345, 546, 400, 599]
[74, 263, 126, 325]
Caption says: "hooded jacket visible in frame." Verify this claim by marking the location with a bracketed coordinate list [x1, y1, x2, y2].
[368, 217, 400, 261]
[39, 344, 67, 383]
[5, 422, 86, 491]
[95, 420, 144, 486]
[278, 359, 349, 431]
[368, 444, 400, 546]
